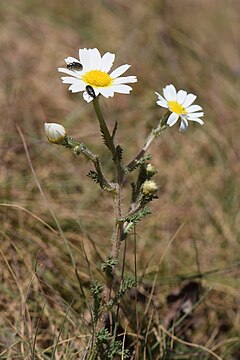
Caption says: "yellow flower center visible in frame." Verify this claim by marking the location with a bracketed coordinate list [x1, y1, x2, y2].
[168, 101, 187, 115]
[82, 70, 113, 87]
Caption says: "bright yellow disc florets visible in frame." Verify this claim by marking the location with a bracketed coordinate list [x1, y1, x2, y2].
[82, 70, 113, 87]
[168, 101, 187, 115]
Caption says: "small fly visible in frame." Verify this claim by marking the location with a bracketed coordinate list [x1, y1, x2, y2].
[86, 85, 96, 99]
[66, 61, 83, 70]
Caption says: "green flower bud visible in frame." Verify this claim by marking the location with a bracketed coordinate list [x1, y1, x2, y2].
[146, 163, 157, 176]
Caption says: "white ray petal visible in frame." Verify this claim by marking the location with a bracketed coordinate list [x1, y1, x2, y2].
[177, 90, 187, 104]
[182, 94, 197, 108]
[113, 76, 137, 84]
[179, 118, 188, 132]
[110, 64, 131, 78]
[99, 88, 114, 98]
[110, 84, 133, 94]
[83, 91, 94, 102]
[155, 92, 165, 101]
[69, 80, 87, 93]
[167, 112, 179, 126]
[64, 57, 80, 64]
[186, 105, 202, 113]
[163, 84, 177, 101]
[156, 99, 168, 108]
[61, 78, 86, 92]
[58, 67, 81, 78]
[79, 48, 91, 71]
[61, 76, 81, 84]
[187, 112, 204, 118]
[187, 117, 204, 125]
[101, 52, 115, 72]
[89, 48, 102, 69]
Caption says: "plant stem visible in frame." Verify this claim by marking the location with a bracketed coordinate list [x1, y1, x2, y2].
[125, 113, 169, 173]
[92, 97, 123, 184]
[93, 98, 116, 155]
[96, 184, 123, 331]
[91, 99, 125, 332]
[63, 137, 113, 192]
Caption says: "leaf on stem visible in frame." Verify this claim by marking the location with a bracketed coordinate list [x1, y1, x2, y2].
[111, 121, 118, 139]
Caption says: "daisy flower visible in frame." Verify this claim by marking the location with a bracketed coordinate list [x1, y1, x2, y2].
[156, 84, 204, 132]
[58, 48, 137, 103]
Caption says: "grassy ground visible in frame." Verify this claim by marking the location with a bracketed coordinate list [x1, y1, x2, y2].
[1, 0, 240, 358]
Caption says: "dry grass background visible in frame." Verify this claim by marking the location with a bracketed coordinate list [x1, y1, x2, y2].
[1, 0, 240, 358]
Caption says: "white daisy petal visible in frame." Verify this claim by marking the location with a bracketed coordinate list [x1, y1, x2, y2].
[113, 76, 137, 85]
[58, 67, 81, 78]
[179, 118, 188, 132]
[187, 112, 204, 118]
[156, 99, 168, 108]
[186, 105, 202, 113]
[69, 80, 87, 93]
[110, 64, 131, 78]
[90, 48, 102, 69]
[61, 76, 81, 84]
[163, 84, 177, 101]
[187, 117, 204, 125]
[111, 84, 133, 94]
[99, 88, 114, 98]
[182, 94, 197, 108]
[177, 90, 187, 104]
[168, 84, 177, 99]
[65, 57, 80, 65]
[61, 77, 86, 92]
[101, 52, 115, 72]
[167, 112, 179, 126]
[155, 92, 168, 103]
[83, 91, 94, 103]
[61, 76, 75, 84]
[79, 48, 91, 71]
[155, 92, 162, 98]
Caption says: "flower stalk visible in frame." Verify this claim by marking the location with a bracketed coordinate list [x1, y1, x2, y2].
[92, 97, 123, 184]
[125, 111, 169, 173]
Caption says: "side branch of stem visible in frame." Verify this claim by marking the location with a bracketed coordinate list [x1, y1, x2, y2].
[63, 137, 114, 192]
[125, 113, 169, 173]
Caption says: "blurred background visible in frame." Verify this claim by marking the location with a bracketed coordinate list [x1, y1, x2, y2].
[1, 0, 240, 358]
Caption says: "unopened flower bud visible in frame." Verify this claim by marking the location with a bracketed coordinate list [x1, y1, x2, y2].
[146, 163, 157, 176]
[44, 123, 66, 144]
[142, 180, 158, 195]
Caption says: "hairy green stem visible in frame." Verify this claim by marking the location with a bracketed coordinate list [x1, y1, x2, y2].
[125, 112, 169, 173]
[96, 184, 123, 331]
[63, 137, 113, 191]
[91, 99, 125, 332]
[92, 97, 123, 184]
[92, 98, 116, 157]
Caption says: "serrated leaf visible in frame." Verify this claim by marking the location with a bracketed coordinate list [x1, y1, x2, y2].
[111, 121, 118, 139]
